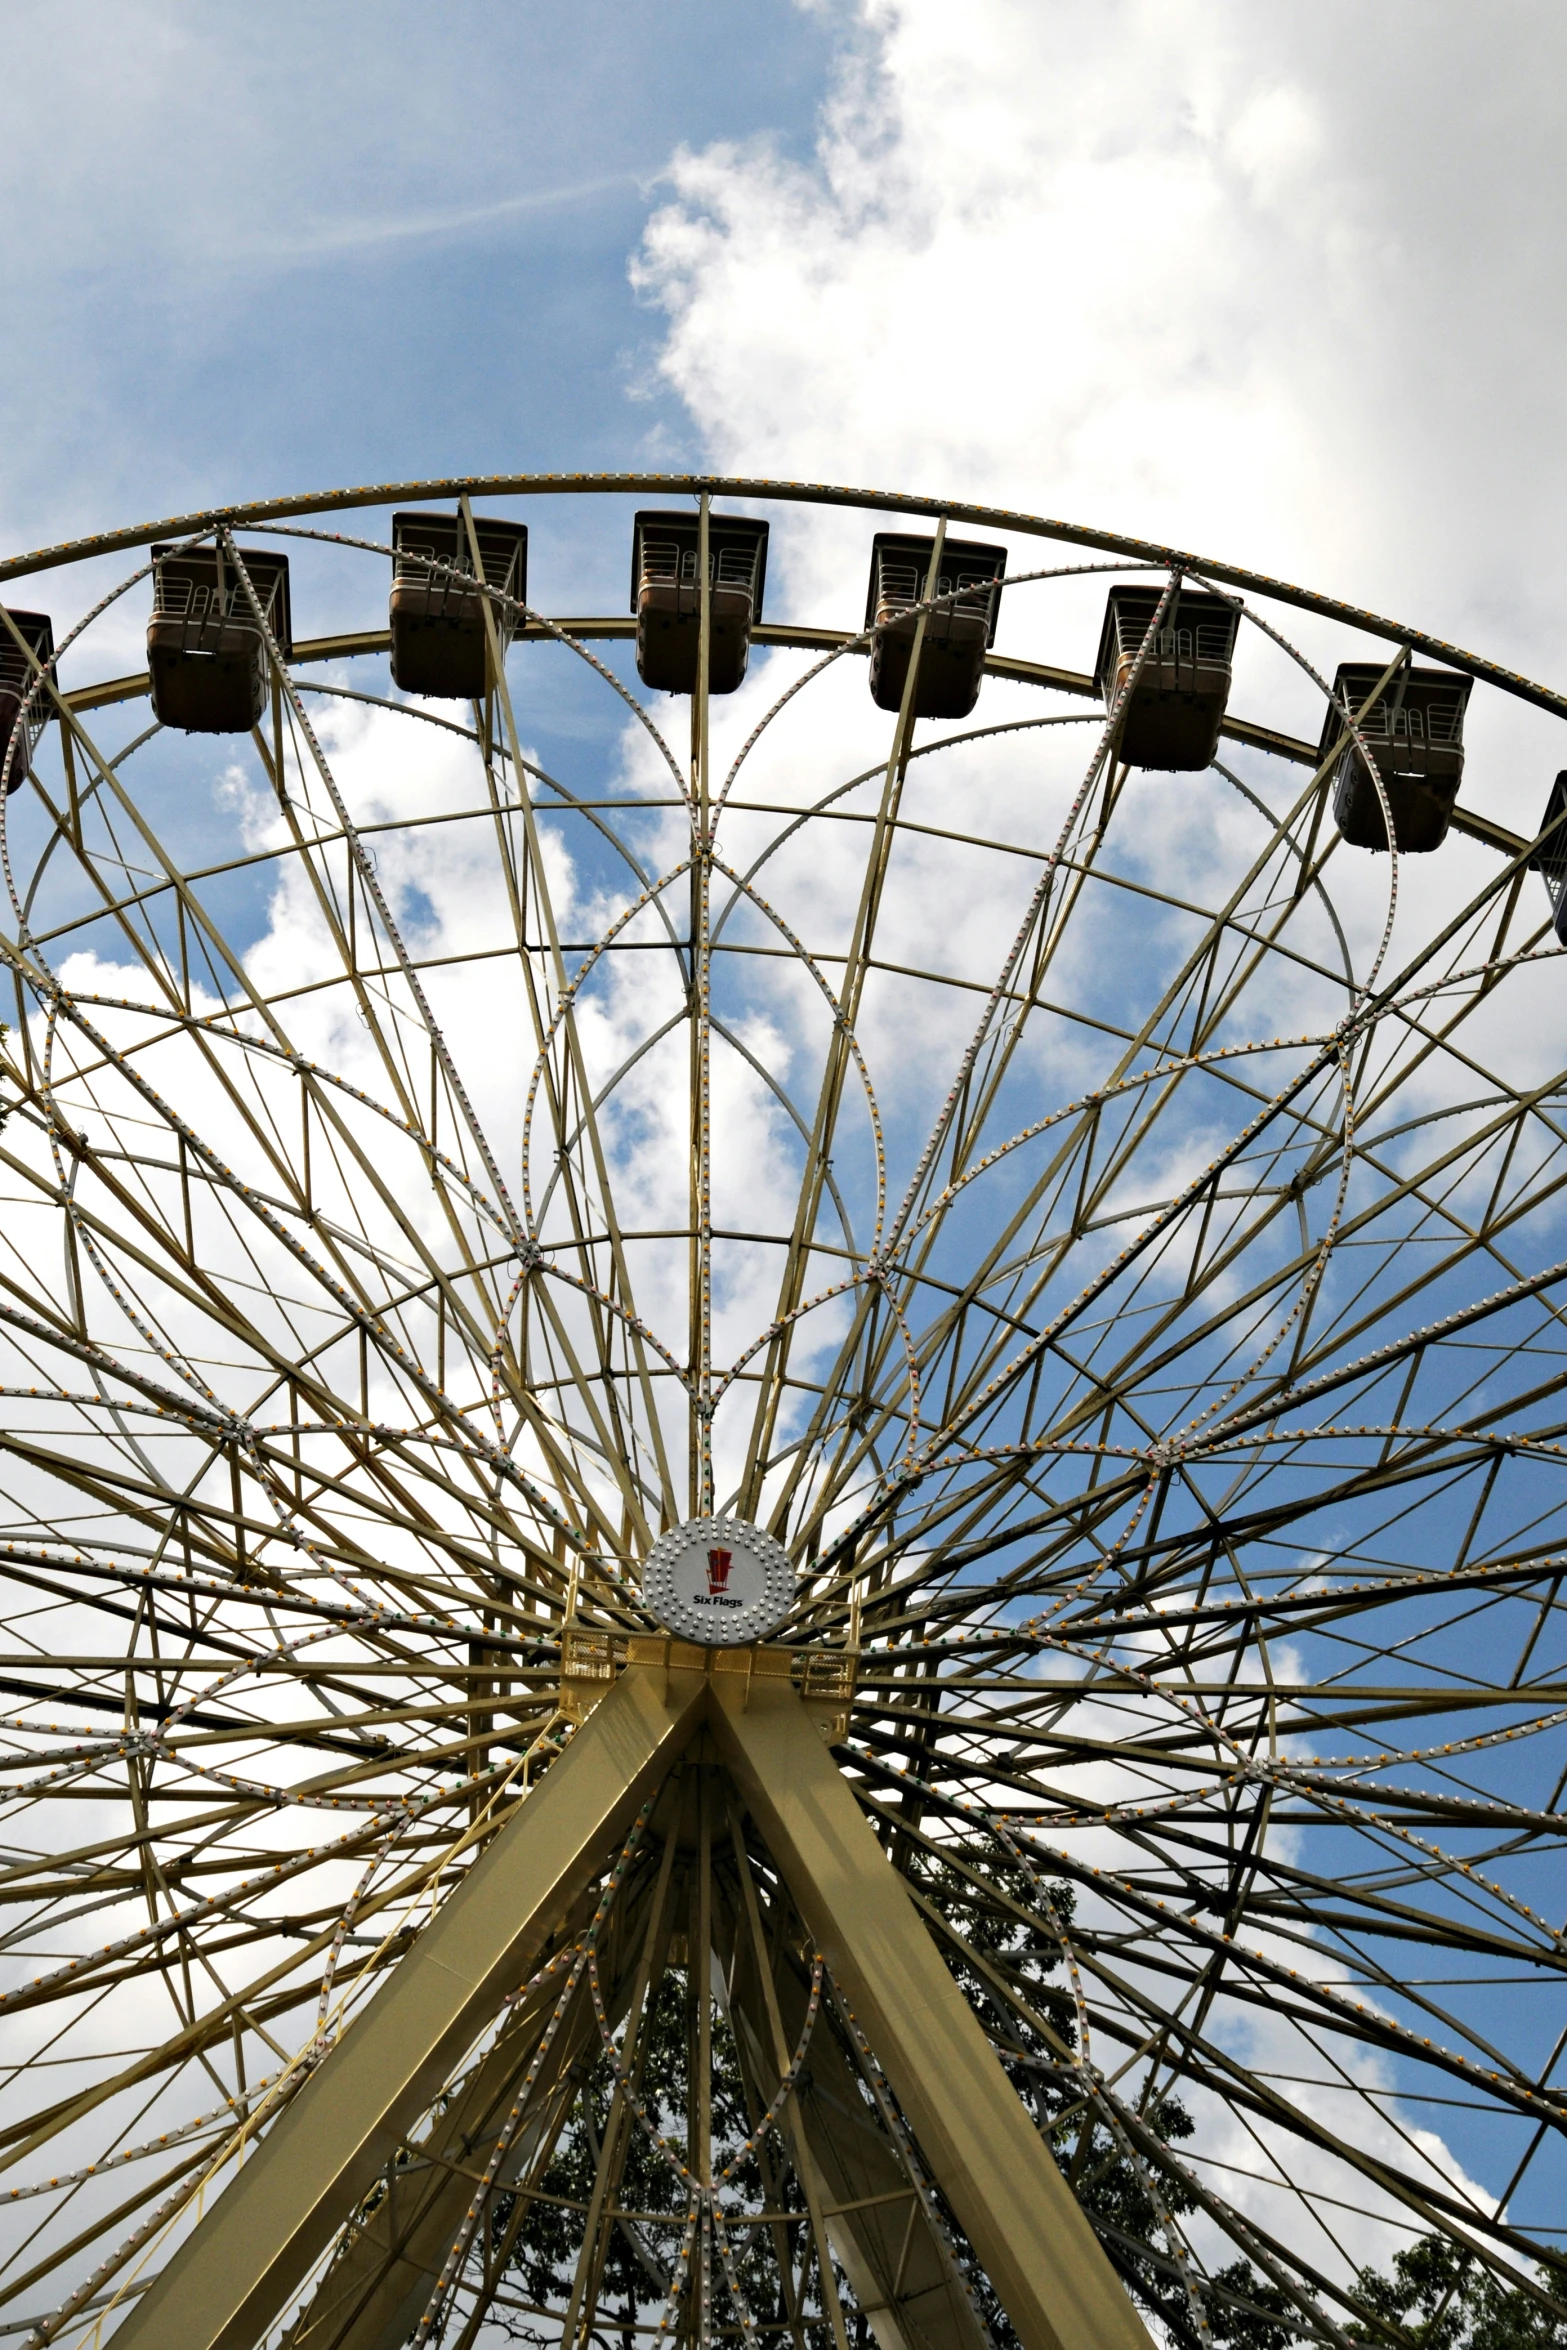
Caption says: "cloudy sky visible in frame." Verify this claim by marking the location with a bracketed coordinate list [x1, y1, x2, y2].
[2, 0, 1564, 2292]
[5, 0, 1567, 671]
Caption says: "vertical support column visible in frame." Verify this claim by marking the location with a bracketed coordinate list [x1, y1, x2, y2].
[689, 492, 714, 1516]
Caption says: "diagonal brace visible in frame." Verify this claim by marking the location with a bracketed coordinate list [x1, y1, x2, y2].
[111, 1663, 707, 2350]
[708, 1677, 1153, 2350]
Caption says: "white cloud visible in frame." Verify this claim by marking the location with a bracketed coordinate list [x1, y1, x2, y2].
[635, 0, 1567, 670]
[625, 0, 1567, 2287]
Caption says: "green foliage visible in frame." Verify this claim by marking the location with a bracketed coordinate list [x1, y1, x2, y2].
[491, 1850, 1565, 2350]
[898, 1846, 1296, 2350]
[908, 1854, 1565, 2350]
[1348, 2236, 1567, 2350]
[498, 1970, 825, 2347]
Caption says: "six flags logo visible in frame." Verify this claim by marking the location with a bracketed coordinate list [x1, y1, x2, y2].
[648, 1523, 789, 1630]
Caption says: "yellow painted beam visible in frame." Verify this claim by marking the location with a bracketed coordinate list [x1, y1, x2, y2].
[726, 1914, 991, 2350]
[709, 1676, 1153, 2350]
[112, 1663, 706, 2350]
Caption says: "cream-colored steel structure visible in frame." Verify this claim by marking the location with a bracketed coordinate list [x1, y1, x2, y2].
[113, 1662, 1150, 2350]
[0, 476, 1563, 2350]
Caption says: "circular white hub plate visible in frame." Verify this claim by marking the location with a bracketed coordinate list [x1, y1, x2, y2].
[641, 1516, 794, 1646]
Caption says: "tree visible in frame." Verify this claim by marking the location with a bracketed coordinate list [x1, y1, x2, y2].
[1349, 2236, 1567, 2350]
[496, 1969, 826, 2350]
[907, 1845, 1293, 2350]
[494, 1845, 1299, 2350]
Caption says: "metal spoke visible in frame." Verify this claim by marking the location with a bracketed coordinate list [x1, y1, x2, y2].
[0, 475, 1562, 2350]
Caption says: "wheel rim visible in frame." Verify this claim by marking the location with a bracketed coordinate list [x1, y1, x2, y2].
[0, 478, 1562, 2347]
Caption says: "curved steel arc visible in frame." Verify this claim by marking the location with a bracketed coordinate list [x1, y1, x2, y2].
[3, 472, 1563, 728]
[0, 478, 1562, 2350]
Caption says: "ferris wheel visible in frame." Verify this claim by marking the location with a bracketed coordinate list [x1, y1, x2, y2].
[0, 471, 1563, 2350]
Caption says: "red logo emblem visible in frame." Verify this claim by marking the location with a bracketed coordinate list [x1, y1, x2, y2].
[706, 1547, 734, 1596]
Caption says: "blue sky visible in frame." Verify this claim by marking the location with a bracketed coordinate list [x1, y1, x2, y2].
[8, 0, 1567, 666]
[0, 2, 834, 550]
[4, 0, 1567, 2280]
[9, 0, 1567, 695]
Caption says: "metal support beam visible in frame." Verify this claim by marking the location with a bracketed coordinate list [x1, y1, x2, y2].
[708, 1676, 1154, 2350]
[286, 1968, 595, 2350]
[285, 1848, 664, 2350]
[112, 1663, 707, 2350]
[50, 631, 1525, 857]
[725, 1909, 990, 2350]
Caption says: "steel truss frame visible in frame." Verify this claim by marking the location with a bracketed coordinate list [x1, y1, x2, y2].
[0, 477, 1561, 2350]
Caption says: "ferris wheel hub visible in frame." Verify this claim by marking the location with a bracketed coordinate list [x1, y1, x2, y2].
[641, 1513, 794, 1644]
[1, 473, 1558, 2346]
